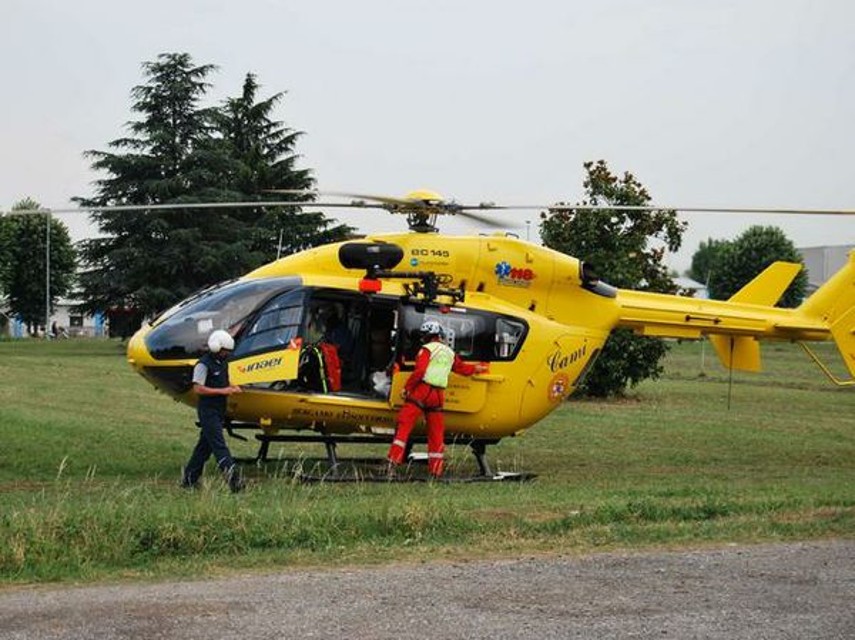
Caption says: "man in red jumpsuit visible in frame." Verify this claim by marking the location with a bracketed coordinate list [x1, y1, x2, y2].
[387, 319, 487, 477]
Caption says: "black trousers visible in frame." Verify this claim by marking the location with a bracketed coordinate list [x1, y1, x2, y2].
[182, 407, 235, 485]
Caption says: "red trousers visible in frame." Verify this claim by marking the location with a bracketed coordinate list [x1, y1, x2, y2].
[387, 384, 445, 476]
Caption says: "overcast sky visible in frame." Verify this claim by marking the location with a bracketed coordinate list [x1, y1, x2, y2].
[3, 0, 853, 271]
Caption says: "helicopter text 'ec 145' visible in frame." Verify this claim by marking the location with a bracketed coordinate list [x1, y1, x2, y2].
[124, 190, 855, 477]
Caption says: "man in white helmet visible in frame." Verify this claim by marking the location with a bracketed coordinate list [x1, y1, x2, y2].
[181, 329, 244, 492]
[386, 319, 487, 477]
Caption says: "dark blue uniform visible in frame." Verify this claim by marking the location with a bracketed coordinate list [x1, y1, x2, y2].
[182, 352, 240, 489]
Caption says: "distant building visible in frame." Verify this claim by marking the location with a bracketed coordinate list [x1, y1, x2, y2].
[798, 245, 853, 293]
[673, 276, 708, 299]
[1, 298, 107, 338]
[52, 298, 107, 337]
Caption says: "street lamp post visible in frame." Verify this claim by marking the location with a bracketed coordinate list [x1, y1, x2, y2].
[45, 210, 50, 337]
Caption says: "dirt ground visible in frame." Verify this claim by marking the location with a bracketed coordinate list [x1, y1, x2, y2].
[1, 540, 852, 639]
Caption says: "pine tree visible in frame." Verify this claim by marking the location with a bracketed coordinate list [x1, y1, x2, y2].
[212, 73, 352, 261]
[77, 53, 219, 317]
[76, 54, 351, 322]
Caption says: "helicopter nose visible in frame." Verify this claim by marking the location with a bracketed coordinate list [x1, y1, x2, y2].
[126, 324, 195, 397]
[126, 325, 152, 370]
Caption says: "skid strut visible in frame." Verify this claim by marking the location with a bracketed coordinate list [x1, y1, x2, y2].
[226, 422, 516, 479]
[469, 440, 492, 477]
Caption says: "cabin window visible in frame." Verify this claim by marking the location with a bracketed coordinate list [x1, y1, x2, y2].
[495, 318, 525, 358]
[399, 305, 527, 362]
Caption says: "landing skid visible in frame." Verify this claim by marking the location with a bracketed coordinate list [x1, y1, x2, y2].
[227, 422, 535, 483]
[298, 468, 537, 483]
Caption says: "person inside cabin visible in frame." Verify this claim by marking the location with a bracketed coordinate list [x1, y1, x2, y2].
[369, 311, 395, 396]
[299, 304, 351, 392]
[323, 309, 355, 364]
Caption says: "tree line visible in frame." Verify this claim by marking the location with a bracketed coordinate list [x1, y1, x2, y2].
[0, 52, 808, 396]
[1, 52, 353, 335]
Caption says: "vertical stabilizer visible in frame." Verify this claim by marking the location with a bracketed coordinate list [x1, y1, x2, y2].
[798, 250, 855, 378]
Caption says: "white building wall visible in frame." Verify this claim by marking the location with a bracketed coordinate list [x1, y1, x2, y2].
[1, 299, 106, 338]
[799, 245, 853, 292]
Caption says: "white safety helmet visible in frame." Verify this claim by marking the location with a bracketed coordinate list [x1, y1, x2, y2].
[419, 319, 444, 338]
[207, 329, 235, 353]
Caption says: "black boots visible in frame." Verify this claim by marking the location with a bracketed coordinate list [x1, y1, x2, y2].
[226, 465, 245, 493]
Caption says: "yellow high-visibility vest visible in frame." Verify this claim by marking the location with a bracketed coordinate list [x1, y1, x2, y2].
[422, 341, 455, 388]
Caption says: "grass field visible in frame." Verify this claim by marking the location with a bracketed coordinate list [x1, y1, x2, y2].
[1, 338, 853, 585]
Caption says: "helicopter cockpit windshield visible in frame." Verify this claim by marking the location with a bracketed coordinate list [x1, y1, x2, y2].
[145, 277, 301, 360]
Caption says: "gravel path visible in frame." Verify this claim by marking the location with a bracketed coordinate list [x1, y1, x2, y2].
[1, 540, 853, 639]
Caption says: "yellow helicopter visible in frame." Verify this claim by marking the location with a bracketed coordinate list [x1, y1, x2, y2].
[125, 190, 855, 477]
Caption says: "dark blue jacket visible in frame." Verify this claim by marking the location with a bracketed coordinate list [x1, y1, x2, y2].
[197, 352, 230, 414]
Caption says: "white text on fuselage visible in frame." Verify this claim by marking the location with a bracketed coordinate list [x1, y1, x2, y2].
[237, 356, 283, 374]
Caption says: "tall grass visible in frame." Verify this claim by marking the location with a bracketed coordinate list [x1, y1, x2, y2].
[1, 339, 853, 583]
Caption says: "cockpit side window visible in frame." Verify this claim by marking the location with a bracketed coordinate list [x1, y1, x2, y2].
[233, 290, 305, 358]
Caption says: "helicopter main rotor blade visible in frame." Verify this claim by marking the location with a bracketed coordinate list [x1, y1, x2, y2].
[0, 200, 379, 216]
[4, 199, 854, 218]
[264, 192, 855, 217]
[264, 189, 426, 208]
[446, 203, 855, 216]
[264, 189, 511, 228]
[451, 209, 505, 227]
[542, 204, 855, 215]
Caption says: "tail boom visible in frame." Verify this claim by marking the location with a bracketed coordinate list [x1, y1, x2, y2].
[616, 251, 855, 380]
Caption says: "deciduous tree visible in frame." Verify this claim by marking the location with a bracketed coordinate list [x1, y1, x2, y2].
[540, 160, 686, 397]
[707, 226, 807, 307]
[687, 237, 729, 284]
[3, 198, 76, 333]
